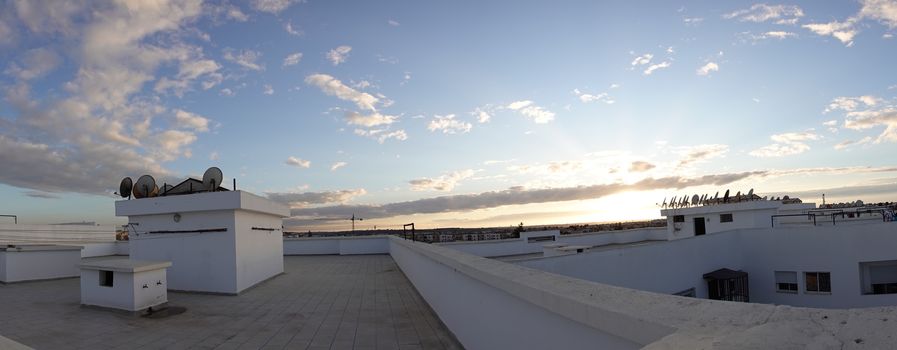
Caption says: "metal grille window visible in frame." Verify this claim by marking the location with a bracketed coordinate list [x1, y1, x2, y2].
[673, 215, 685, 223]
[720, 213, 733, 223]
[805, 272, 831, 293]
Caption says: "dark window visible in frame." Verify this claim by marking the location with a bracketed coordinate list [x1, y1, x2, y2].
[861, 261, 897, 295]
[527, 235, 555, 243]
[777, 283, 798, 292]
[871, 283, 897, 294]
[720, 213, 733, 223]
[775, 271, 798, 293]
[673, 215, 684, 223]
[99, 270, 113, 287]
[805, 272, 831, 293]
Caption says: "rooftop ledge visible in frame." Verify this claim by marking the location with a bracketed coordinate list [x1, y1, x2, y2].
[115, 190, 289, 217]
[79, 259, 171, 273]
[386, 236, 897, 348]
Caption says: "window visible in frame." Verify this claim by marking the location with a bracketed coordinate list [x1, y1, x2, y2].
[774, 271, 798, 293]
[860, 260, 897, 295]
[805, 272, 831, 293]
[673, 215, 684, 223]
[99, 270, 114, 287]
[720, 213, 733, 223]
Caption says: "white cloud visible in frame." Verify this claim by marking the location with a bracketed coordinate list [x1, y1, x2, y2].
[282, 52, 303, 67]
[220, 88, 235, 96]
[823, 119, 839, 132]
[860, 0, 897, 28]
[824, 96, 880, 113]
[388, 19, 400, 26]
[353, 128, 408, 144]
[724, 4, 804, 24]
[573, 89, 614, 104]
[305, 74, 379, 111]
[844, 107, 897, 143]
[331, 162, 347, 171]
[834, 136, 873, 150]
[764, 31, 797, 39]
[696, 62, 719, 76]
[251, 0, 298, 14]
[427, 114, 472, 134]
[472, 107, 492, 123]
[344, 111, 397, 127]
[409, 170, 476, 192]
[263, 84, 274, 95]
[284, 21, 302, 36]
[803, 20, 858, 46]
[267, 189, 366, 207]
[285, 156, 310, 168]
[223, 48, 264, 71]
[174, 109, 210, 132]
[155, 130, 198, 161]
[643, 61, 671, 75]
[750, 132, 821, 157]
[327, 45, 352, 66]
[676, 144, 729, 167]
[631, 53, 653, 66]
[4, 47, 62, 80]
[506, 100, 555, 123]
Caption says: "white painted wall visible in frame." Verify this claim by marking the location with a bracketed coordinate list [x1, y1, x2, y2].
[283, 236, 390, 255]
[80, 263, 168, 312]
[128, 210, 238, 293]
[234, 210, 283, 292]
[389, 237, 642, 349]
[517, 233, 742, 298]
[0, 246, 82, 282]
[121, 190, 288, 294]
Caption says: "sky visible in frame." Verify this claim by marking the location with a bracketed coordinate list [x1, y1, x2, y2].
[1, 0, 897, 231]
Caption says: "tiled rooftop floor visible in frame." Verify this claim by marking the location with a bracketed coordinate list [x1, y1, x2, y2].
[0, 255, 462, 350]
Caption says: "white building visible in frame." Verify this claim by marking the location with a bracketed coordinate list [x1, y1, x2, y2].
[116, 190, 289, 294]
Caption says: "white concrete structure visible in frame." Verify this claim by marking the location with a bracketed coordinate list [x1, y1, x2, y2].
[0, 245, 82, 282]
[79, 259, 171, 312]
[116, 190, 289, 294]
[660, 200, 815, 240]
[435, 230, 560, 257]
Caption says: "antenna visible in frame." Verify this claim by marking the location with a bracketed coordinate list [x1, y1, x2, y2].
[747, 188, 754, 200]
[661, 197, 667, 208]
[202, 167, 223, 192]
[133, 175, 156, 199]
[119, 177, 133, 199]
[723, 189, 730, 203]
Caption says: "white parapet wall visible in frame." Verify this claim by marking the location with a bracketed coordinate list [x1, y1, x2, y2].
[117, 190, 288, 294]
[274, 235, 897, 348]
[0, 245, 83, 282]
[284, 236, 390, 255]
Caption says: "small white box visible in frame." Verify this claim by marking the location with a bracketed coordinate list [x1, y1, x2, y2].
[80, 259, 171, 312]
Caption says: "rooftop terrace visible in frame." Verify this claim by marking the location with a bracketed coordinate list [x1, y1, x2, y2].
[0, 255, 461, 350]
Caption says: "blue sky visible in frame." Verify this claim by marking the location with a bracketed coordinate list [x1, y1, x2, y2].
[1, 0, 896, 230]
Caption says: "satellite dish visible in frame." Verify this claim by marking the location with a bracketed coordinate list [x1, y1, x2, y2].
[782, 195, 790, 200]
[149, 184, 160, 197]
[691, 194, 699, 205]
[661, 197, 667, 208]
[714, 191, 719, 199]
[670, 195, 677, 207]
[119, 177, 133, 198]
[133, 175, 156, 199]
[723, 189, 730, 203]
[735, 191, 741, 198]
[747, 188, 754, 198]
[202, 167, 223, 192]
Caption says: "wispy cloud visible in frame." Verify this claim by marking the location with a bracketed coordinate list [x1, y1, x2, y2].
[388, 19, 400, 26]
[643, 61, 671, 75]
[344, 111, 397, 127]
[409, 169, 477, 192]
[803, 20, 858, 46]
[631, 53, 653, 66]
[724, 4, 804, 24]
[427, 114, 472, 134]
[251, 0, 299, 14]
[282, 52, 303, 67]
[267, 189, 366, 208]
[677, 144, 729, 167]
[224, 48, 264, 71]
[327, 45, 352, 66]
[174, 110, 211, 132]
[285, 156, 311, 168]
[506, 100, 555, 123]
[573, 89, 614, 104]
[305, 74, 379, 111]
[353, 128, 408, 143]
[834, 136, 873, 150]
[750, 132, 821, 157]
[330, 162, 347, 171]
[696, 62, 719, 76]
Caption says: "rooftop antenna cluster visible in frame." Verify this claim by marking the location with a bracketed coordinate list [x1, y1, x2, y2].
[116, 166, 230, 199]
[660, 188, 768, 208]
